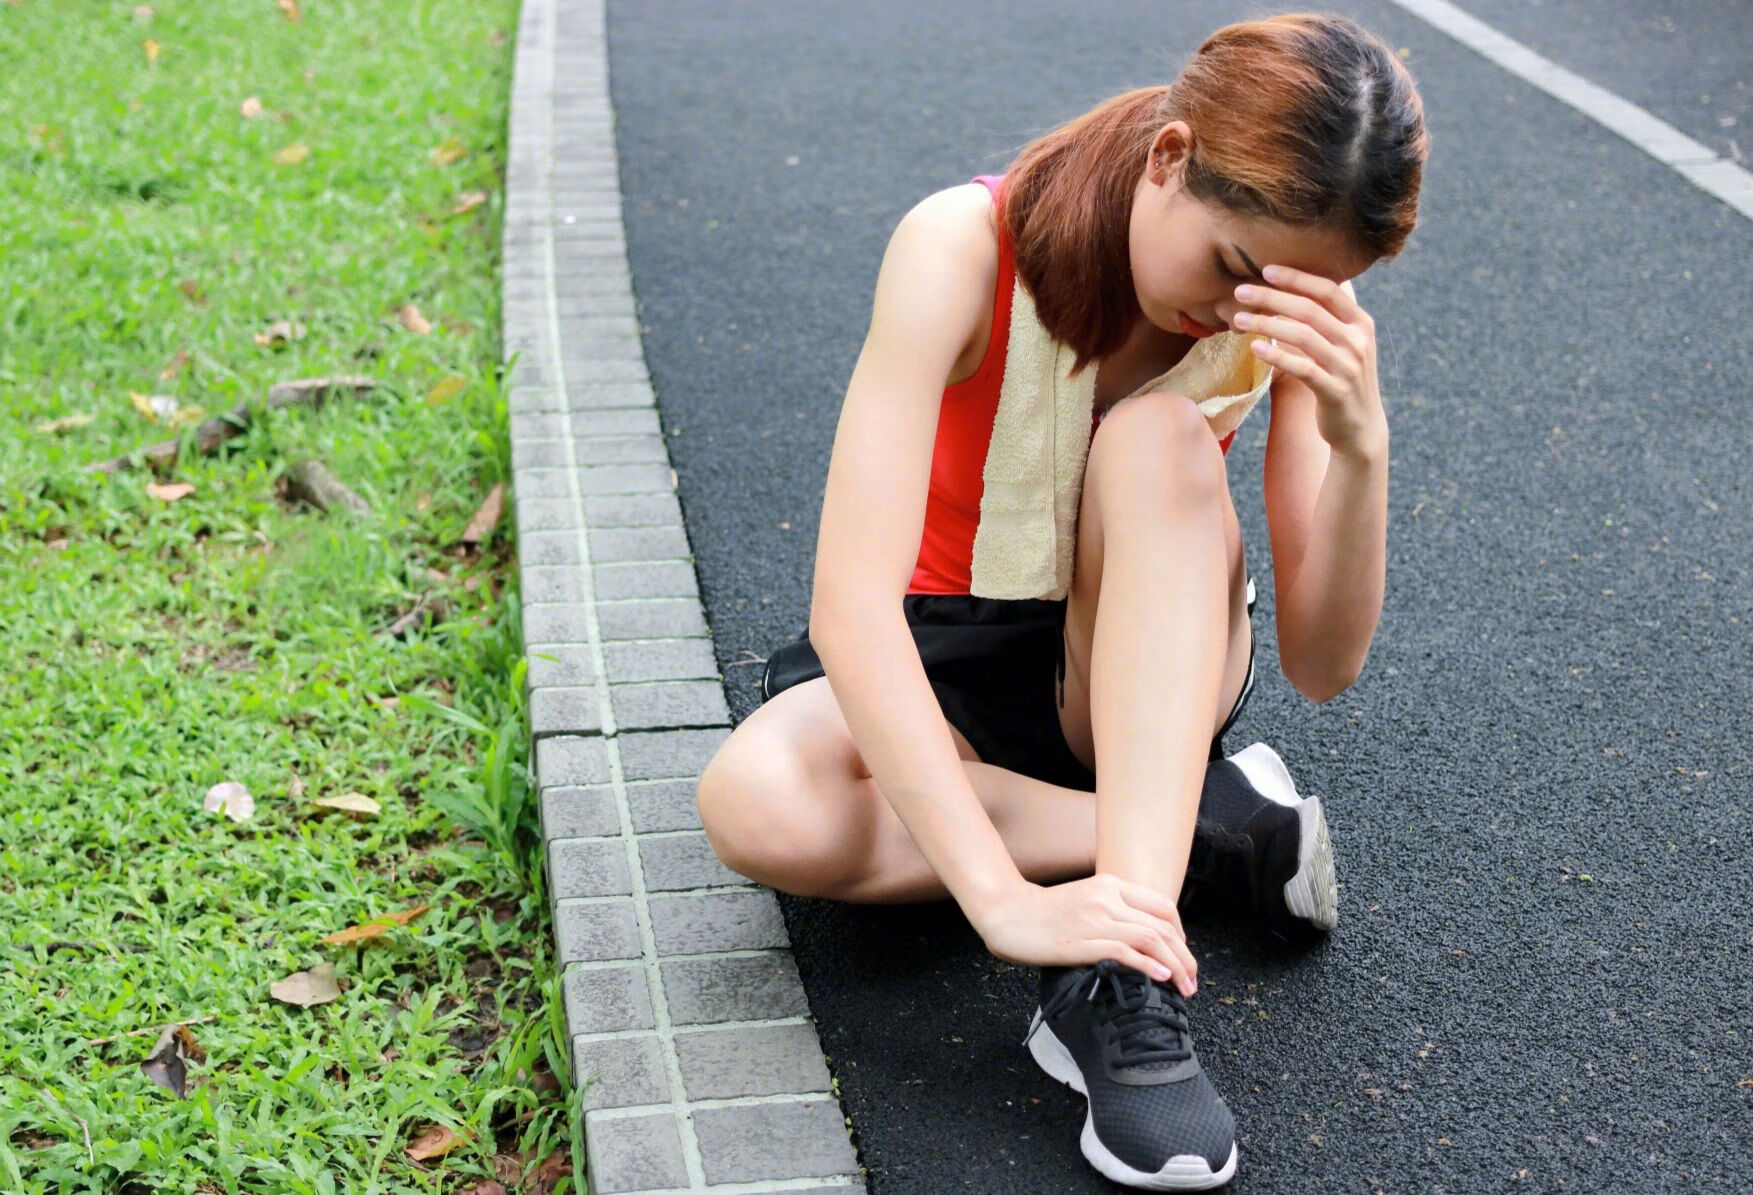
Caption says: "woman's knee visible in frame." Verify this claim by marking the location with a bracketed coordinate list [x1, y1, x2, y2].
[696, 738, 863, 899]
[1093, 391, 1228, 508]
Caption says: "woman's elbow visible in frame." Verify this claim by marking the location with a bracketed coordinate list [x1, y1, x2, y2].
[1282, 655, 1363, 704]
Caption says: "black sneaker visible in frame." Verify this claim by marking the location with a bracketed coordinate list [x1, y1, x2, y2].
[1186, 742, 1338, 937]
[1024, 960, 1238, 1189]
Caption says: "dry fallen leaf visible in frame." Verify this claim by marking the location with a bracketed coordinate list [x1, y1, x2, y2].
[148, 481, 197, 503]
[143, 38, 161, 64]
[138, 1023, 206, 1099]
[288, 768, 306, 799]
[240, 95, 263, 119]
[460, 483, 504, 546]
[399, 304, 432, 335]
[253, 319, 306, 348]
[33, 412, 97, 435]
[133, 4, 155, 20]
[405, 1123, 471, 1162]
[312, 792, 381, 819]
[426, 374, 465, 403]
[270, 962, 340, 1008]
[273, 143, 311, 166]
[321, 904, 431, 946]
[451, 189, 487, 216]
[129, 390, 177, 422]
[128, 389, 204, 429]
[432, 137, 467, 167]
[178, 279, 206, 305]
[277, 0, 301, 20]
[202, 780, 254, 820]
[158, 349, 190, 381]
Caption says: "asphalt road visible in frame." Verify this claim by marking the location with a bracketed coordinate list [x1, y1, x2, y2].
[604, 2, 1753, 1190]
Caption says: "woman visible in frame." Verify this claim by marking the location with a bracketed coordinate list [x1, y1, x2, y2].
[698, 12, 1426, 1190]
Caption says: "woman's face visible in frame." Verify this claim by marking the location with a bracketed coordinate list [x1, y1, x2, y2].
[1129, 122, 1372, 339]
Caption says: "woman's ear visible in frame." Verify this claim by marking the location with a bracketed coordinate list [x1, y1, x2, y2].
[1150, 120, 1195, 177]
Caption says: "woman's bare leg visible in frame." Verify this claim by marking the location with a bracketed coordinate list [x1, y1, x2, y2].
[832, 760, 1099, 904]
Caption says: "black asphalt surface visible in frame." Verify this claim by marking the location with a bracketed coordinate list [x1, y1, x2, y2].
[604, 2, 1753, 1190]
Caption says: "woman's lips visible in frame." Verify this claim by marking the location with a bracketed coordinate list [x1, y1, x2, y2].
[1178, 312, 1222, 337]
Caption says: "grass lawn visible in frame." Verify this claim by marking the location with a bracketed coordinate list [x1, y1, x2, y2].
[0, 3, 583, 1192]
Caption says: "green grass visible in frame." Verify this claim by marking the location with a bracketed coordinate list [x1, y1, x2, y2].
[0, 3, 588, 1192]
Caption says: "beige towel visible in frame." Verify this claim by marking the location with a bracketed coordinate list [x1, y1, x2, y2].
[968, 277, 1353, 601]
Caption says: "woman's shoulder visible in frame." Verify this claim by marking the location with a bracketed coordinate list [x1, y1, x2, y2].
[905, 182, 1001, 269]
[899, 184, 1004, 388]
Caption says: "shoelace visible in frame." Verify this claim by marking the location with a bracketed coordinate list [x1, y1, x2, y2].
[1025, 960, 1193, 1068]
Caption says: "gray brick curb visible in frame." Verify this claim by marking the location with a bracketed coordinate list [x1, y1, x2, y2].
[502, 2, 862, 1191]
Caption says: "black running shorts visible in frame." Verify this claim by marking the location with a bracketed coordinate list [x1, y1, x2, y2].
[759, 585, 1257, 791]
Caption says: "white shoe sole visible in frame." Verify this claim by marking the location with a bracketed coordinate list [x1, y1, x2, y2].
[1026, 1013, 1240, 1190]
[1229, 742, 1339, 932]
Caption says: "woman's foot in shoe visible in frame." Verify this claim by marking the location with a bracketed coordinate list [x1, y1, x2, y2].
[1024, 961, 1238, 1190]
[1185, 741, 1338, 939]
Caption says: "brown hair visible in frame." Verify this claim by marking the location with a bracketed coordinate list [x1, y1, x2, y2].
[997, 11, 1428, 376]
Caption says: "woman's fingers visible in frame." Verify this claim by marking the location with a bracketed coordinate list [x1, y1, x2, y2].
[1116, 878, 1188, 939]
[1088, 940, 1176, 987]
[1234, 278, 1351, 346]
[1107, 914, 1197, 996]
[1238, 315, 1351, 376]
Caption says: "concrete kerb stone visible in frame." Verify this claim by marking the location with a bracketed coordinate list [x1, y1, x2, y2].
[502, 2, 861, 1191]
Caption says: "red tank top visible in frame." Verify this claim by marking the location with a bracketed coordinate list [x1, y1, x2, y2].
[906, 174, 1237, 596]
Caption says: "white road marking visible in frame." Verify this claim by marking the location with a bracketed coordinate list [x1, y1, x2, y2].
[1387, 0, 1753, 219]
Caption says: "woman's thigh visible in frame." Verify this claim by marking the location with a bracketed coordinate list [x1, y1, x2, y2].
[714, 673, 984, 793]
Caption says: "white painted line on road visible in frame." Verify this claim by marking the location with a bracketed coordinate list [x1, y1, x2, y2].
[1385, 0, 1753, 219]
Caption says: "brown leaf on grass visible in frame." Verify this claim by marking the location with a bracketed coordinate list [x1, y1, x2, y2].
[178, 279, 206, 305]
[277, 0, 301, 20]
[270, 961, 340, 1007]
[288, 768, 305, 798]
[240, 95, 263, 119]
[143, 38, 161, 64]
[147, 481, 196, 502]
[33, 412, 97, 435]
[523, 1150, 573, 1194]
[399, 304, 432, 335]
[139, 1023, 205, 1098]
[432, 137, 467, 167]
[459, 483, 504, 547]
[320, 904, 431, 946]
[273, 143, 310, 166]
[311, 792, 381, 820]
[405, 1124, 472, 1162]
[426, 374, 465, 403]
[384, 595, 453, 639]
[253, 319, 306, 347]
[133, 5, 155, 20]
[202, 780, 254, 820]
[158, 349, 190, 380]
[462, 1180, 509, 1195]
[451, 189, 487, 216]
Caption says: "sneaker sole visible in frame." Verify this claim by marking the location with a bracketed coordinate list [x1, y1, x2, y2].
[1231, 743, 1339, 933]
[1285, 795, 1338, 931]
[1026, 1014, 1240, 1190]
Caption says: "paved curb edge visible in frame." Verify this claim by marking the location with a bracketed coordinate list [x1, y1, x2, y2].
[502, 2, 863, 1192]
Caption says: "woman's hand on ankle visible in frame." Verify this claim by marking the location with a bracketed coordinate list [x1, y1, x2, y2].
[965, 872, 1197, 998]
